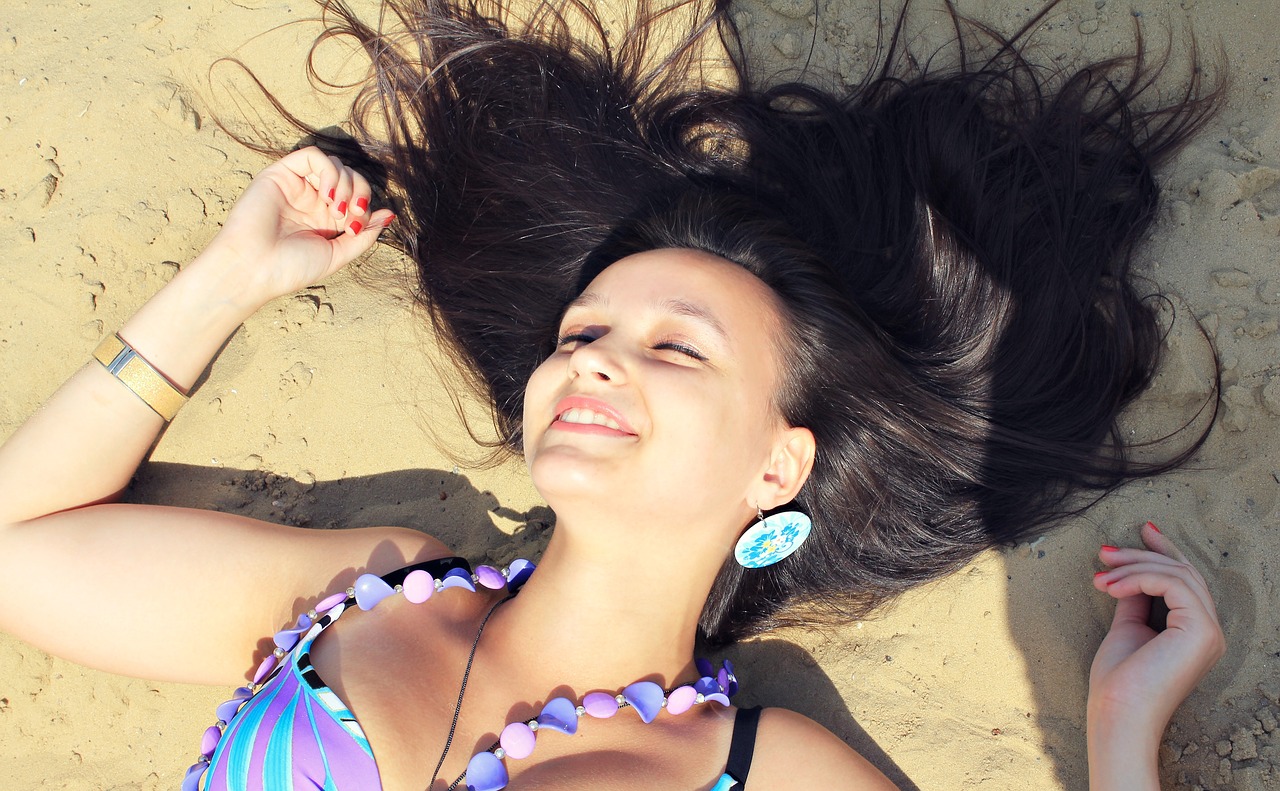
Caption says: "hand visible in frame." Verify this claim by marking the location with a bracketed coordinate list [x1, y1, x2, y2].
[201, 146, 396, 306]
[1088, 522, 1225, 743]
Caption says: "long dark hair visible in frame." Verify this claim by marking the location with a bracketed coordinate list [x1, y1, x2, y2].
[226, 0, 1222, 645]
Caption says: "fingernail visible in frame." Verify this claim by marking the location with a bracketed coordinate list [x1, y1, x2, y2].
[1101, 545, 1119, 552]
[327, 188, 336, 201]
[383, 213, 396, 227]
[348, 219, 363, 234]
[1093, 571, 1108, 579]
[1146, 521, 1161, 534]
[356, 197, 369, 213]
[337, 201, 348, 215]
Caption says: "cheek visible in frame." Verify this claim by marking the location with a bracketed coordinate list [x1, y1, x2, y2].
[520, 357, 559, 458]
[660, 381, 770, 479]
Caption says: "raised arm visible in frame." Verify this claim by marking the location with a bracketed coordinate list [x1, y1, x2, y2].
[1086, 523, 1225, 790]
[0, 149, 439, 684]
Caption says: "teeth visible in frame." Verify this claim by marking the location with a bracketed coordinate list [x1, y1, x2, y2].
[559, 407, 623, 431]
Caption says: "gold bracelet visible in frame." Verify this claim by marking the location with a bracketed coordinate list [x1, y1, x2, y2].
[92, 334, 189, 421]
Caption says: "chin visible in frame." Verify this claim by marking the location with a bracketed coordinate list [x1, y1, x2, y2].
[527, 447, 621, 501]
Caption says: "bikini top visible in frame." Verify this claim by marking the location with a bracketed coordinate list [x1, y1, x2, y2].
[196, 557, 760, 790]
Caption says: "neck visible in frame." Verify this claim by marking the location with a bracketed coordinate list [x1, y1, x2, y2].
[483, 520, 724, 697]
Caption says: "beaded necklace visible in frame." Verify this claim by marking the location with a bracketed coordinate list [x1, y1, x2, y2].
[185, 559, 740, 791]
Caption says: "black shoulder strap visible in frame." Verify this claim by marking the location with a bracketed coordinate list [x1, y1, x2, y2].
[725, 706, 763, 786]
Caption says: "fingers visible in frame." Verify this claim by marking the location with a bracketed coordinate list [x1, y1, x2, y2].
[1098, 562, 1225, 665]
[1108, 585, 1151, 630]
[276, 146, 385, 232]
[1096, 558, 1214, 622]
[325, 207, 395, 263]
[1093, 525, 1222, 641]
[329, 156, 355, 219]
[1096, 524, 1216, 618]
[1140, 521, 1189, 564]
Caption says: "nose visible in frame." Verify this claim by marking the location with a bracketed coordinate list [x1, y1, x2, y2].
[566, 335, 625, 384]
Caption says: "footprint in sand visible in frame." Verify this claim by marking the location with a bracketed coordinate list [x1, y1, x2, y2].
[1189, 164, 1280, 235]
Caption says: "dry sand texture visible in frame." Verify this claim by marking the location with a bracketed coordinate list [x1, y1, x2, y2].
[1, 1, 1278, 789]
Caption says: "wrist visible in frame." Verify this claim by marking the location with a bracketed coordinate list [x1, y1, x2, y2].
[114, 251, 270, 390]
[1086, 708, 1164, 791]
[181, 243, 284, 315]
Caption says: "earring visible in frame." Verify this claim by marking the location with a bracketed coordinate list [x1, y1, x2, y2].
[734, 506, 812, 569]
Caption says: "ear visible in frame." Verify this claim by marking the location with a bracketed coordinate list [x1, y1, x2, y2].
[754, 426, 816, 510]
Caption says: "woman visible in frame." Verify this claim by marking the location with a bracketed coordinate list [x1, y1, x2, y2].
[0, 0, 1226, 788]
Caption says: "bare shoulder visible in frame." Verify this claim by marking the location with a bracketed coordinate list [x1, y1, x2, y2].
[749, 707, 899, 790]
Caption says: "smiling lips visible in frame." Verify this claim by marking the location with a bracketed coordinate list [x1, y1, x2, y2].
[551, 396, 636, 436]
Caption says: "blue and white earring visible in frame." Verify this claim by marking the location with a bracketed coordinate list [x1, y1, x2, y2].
[734, 506, 812, 568]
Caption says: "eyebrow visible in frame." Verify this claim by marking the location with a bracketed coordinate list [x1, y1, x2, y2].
[564, 292, 731, 346]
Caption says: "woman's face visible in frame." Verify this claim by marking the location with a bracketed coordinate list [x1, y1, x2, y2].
[523, 248, 794, 547]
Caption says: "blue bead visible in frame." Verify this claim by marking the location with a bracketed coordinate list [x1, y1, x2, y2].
[181, 762, 208, 791]
[465, 751, 509, 791]
[353, 574, 395, 611]
[441, 569, 477, 592]
[536, 697, 579, 735]
[507, 558, 535, 589]
[622, 681, 665, 724]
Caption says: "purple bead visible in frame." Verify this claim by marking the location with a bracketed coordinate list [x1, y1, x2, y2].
[464, 750, 509, 791]
[272, 624, 308, 652]
[200, 724, 222, 757]
[695, 657, 715, 677]
[295, 613, 313, 630]
[216, 697, 246, 723]
[476, 565, 506, 590]
[403, 569, 434, 603]
[622, 681, 665, 724]
[314, 591, 347, 613]
[665, 685, 697, 716]
[182, 762, 208, 791]
[717, 667, 730, 693]
[702, 692, 731, 707]
[694, 676, 718, 696]
[582, 691, 619, 719]
[499, 721, 536, 759]
[252, 654, 278, 685]
[537, 697, 579, 735]
[723, 660, 738, 696]
[507, 558, 535, 588]
[354, 573, 396, 611]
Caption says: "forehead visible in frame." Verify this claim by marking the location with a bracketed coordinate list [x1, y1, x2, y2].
[571, 248, 785, 345]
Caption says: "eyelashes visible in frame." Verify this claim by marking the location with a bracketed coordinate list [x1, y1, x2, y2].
[555, 333, 707, 362]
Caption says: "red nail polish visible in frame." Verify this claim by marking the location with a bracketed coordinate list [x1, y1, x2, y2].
[383, 213, 396, 227]
[1101, 545, 1119, 552]
[356, 197, 369, 212]
[349, 220, 363, 234]
[327, 188, 336, 201]
[1093, 571, 1108, 578]
[1146, 522, 1161, 534]
[337, 201, 348, 214]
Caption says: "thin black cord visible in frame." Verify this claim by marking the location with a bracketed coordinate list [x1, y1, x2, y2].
[429, 592, 514, 791]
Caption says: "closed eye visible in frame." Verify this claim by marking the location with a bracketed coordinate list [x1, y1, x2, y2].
[654, 341, 707, 361]
[556, 332, 597, 348]
[557, 333, 707, 362]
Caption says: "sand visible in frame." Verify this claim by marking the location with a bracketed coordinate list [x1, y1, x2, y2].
[1, 1, 1277, 789]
